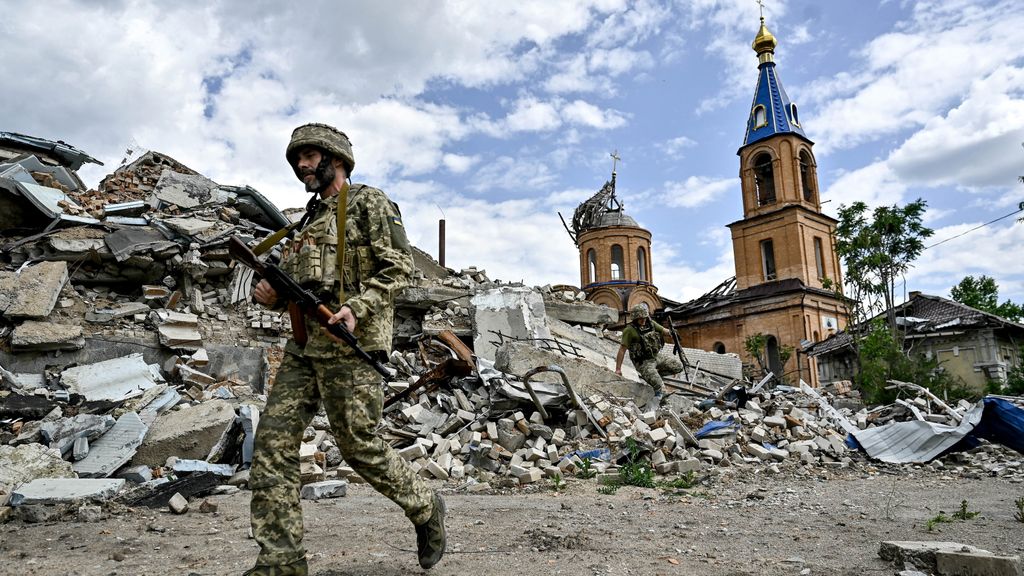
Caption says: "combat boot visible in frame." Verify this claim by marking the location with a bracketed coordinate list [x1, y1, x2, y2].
[242, 559, 308, 576]
[414, 492, 447, 569]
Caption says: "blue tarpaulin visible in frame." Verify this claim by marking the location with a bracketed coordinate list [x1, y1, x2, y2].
[695, 416, 738, 439]
[948, 397, 1024, 455]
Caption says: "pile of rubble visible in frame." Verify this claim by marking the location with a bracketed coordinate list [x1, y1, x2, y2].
[1, 133, 1022, 524]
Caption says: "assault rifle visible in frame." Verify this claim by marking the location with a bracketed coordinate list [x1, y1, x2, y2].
[228, 236, 391, 378]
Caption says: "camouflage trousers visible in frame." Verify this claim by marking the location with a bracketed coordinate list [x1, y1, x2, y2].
[635, 353, 684, 393]
[249, 350, 434, 568]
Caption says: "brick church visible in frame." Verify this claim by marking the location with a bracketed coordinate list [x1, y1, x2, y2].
[567, 16, 848, 387]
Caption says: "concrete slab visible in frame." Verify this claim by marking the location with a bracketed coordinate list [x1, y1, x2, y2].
[74, 412, 148, 478]
[10, 478, 125, 506]
[4, 261, 68, 318]
[543, 300, 617, 326]
[40, 414, 115, 457]
[61, 353, 160, 402]
[472, 287, 551, 362]
[153, 169, 216, 209]
[0, 444, 75, 492]
[935, 551, 1022, 576]
[170, 459, 236, 477]
[880, 541, 989, 572]
[85, 301, 151, 323]
[133, 400, 236, 466]
[300, 480, 348, 500]
[0, 271, 17, 313]
[11, 321, 85, 352]
[494, 341, 654, 406]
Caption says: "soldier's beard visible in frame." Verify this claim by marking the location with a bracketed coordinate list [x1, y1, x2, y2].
[302, 156, 336, 194]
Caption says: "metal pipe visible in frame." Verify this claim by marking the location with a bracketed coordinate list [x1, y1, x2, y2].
[438, 218, 446, 267]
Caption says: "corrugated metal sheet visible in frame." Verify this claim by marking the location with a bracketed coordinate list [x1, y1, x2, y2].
[61, 353, 160, 401]
[851, 403, 984, 464]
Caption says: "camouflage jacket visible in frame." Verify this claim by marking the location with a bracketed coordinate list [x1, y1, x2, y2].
[280, 183, 412, 358]
[621, 320, 666, 364]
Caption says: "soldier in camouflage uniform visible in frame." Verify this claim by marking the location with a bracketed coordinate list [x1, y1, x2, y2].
[246, 123, 446, 575]
[614, 305, 683, 399]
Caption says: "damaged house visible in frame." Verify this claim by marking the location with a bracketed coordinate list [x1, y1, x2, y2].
[806, 292, 1024, 393]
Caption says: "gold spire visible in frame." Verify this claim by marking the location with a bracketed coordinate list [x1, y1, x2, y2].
[752, 16, 777, 64]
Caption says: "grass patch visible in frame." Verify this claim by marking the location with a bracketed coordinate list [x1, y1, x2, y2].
[925, 513, 952, 532]
[618, 438, 655, 489]
[952, 499, 979, 521]
[658, 471, 698, 490]
[597, 484, 619, 495]
[575, 457, 596, 480]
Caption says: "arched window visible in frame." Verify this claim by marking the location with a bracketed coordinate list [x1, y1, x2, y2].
[713, 342, 726, 354]
[636, 247, 648, 281]
[753, 153, 776, 206]
[800, 150, 815, 202]
[610, 244, 624, 280]
[587, 249, 597, 283]
[752, 105, 767, 129]
[790, 103, 800, 125]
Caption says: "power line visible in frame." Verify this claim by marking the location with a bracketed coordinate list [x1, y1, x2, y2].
[924, 204, 1024, 250]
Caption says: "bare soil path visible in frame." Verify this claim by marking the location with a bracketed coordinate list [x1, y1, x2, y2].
[1, 468, 1022, 576]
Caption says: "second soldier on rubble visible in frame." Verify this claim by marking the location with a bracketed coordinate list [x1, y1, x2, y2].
[245, 123, 446, 575]
[614, 304, 683, 403]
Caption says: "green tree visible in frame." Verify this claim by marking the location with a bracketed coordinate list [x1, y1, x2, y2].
[950, 275, 1024, 322]
[834, 199, 934, 337]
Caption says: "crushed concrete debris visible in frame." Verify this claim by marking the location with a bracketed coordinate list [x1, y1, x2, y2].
[1, 132, 1022, 530]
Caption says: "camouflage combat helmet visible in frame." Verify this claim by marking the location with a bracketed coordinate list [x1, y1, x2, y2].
[630, 304, 650, 321]
[286, 123, 355, 176]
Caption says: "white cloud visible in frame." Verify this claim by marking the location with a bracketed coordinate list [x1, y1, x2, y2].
[662, 176, 736, 208]
[909, 220, 1024, 303]
[442, 153, 480, 174]
[562, 100, 627, 129]
[469, 156, 558, 192]
[651, 236, 736, 303]
[657, 135, 697, 159]
[805, 0, 1024, 155]
[821, 162, 908, 210]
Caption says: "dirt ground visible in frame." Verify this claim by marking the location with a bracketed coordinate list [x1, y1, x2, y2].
[1, 466, 1022, 576]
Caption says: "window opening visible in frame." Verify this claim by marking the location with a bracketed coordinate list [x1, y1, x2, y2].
[760, 239, 777, 281]
[754, 153, 776, 206]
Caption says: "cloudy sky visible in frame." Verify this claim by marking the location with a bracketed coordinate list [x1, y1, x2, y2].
[4, 0, 1023, 304]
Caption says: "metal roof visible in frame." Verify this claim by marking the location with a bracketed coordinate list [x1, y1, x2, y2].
[0, 132, 102, 170]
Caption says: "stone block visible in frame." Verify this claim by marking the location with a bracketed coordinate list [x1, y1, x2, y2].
[649, 428, 668, 442]
[516, 468, 543, 484]
[168, 492, 189, 514]
[744, 443, 771, 460]
[11, 478, 125, 506]
[0, 444, 75, 492]
[879, 541, 999, 573]
[763, 415, 787, 429]
[300, 480, 348, 500]
[4, 261, 67, 318]
[399, 443, 428, 461]
[425, 459, 450, 480]
[132, 400, 235, 466]
[117, 465, 153, 484]
[935, 551, 1021, 576]
[675, 458, 701, 474]
[11, 321, 84, 352]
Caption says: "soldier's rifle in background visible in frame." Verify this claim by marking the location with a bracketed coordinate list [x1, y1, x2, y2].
[228, 236, 391, 378]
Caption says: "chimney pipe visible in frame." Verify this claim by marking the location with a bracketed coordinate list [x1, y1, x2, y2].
[438, 218, 446, 267]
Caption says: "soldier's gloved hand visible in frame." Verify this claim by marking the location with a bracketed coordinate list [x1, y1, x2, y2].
[325, 305, 357, 340]
[253, 279, 278, 307]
